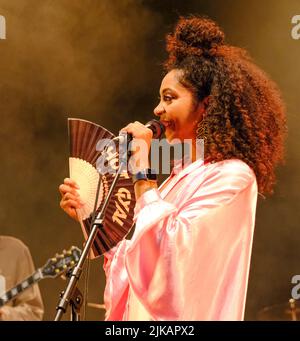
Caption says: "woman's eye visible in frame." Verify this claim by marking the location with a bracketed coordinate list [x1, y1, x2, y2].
[163, 95, 173, 102]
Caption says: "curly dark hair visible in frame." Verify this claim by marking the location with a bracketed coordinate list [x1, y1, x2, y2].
[164, 15, 287, 195]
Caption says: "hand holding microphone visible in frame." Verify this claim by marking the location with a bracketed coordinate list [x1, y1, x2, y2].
[99, 119, 165, 176]
[115, 119, 165, 144]
[117, 119, 165, 172]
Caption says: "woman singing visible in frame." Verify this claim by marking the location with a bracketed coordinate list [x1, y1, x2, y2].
[59, 16, 286, 320]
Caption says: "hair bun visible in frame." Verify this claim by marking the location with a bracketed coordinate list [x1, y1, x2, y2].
[166, 16, 225, 60]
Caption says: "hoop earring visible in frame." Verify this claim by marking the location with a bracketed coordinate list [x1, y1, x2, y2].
[196, 119, 208, 142]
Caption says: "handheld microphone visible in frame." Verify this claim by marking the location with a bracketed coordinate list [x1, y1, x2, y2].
[145, 119, 166, 139]
[114, 119, 166, 144]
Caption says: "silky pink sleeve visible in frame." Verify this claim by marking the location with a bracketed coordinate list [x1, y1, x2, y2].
[125, 161, 257, 320]
[103, 240, 130, 320]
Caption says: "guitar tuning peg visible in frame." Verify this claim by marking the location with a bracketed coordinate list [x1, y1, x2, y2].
[70, 261, 75, 265]
[51, 257, 57, 262]
[63, 264, 67, 269]
[55, 268, 60, 274]
[67, 251, 72, 255]
[60, 274, 67, 281]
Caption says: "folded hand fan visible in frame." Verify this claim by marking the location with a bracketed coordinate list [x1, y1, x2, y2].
[68, 118, 136, 257]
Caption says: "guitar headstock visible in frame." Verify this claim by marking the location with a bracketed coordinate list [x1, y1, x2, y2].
[41, 246, 82, 278]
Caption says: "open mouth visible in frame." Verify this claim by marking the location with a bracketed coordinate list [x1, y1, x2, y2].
[160, 120, 174, 129]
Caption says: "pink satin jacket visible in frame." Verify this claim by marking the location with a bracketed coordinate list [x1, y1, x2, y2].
[103, 158, 258, 320]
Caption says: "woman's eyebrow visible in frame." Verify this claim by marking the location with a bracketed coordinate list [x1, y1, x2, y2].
[162, 88, 173, 94]
[160, 88, 176, 95]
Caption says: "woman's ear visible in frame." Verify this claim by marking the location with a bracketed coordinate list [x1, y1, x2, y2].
[202, 96, 210, 109]
[196, 96, 210, 118]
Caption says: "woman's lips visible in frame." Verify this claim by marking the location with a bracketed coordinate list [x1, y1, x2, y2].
[160, 120, 173, 128]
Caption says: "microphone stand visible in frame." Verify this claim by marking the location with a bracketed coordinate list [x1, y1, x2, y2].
[54, 134, 130, 321]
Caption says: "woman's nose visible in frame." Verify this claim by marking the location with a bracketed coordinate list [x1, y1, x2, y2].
[154, 102, 165, 116]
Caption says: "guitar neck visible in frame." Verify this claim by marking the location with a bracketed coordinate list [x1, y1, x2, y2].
[0, 269, 43, 308]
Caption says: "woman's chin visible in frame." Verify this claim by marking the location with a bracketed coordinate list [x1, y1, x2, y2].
[164, 131, 174, 143]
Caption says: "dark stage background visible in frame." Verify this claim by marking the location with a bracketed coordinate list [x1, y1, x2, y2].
[0, 0, 299, 320]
